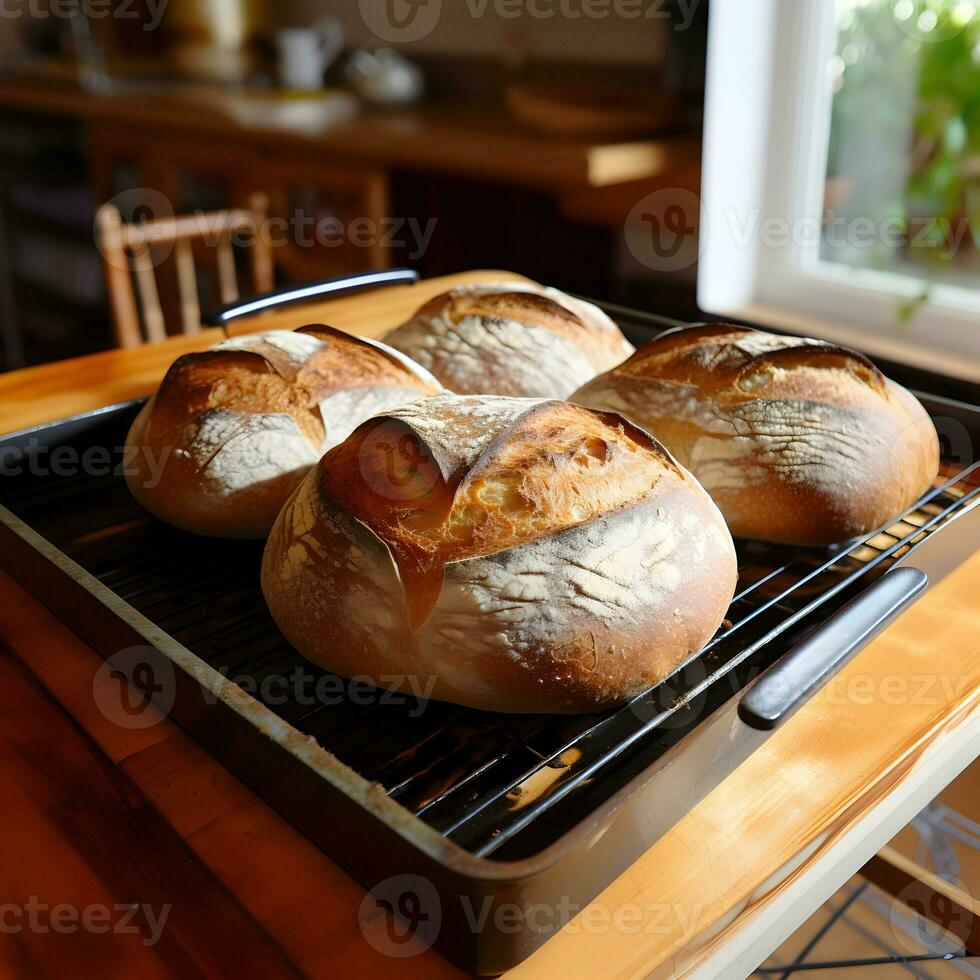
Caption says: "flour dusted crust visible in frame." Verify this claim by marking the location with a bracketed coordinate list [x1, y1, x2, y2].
[261, 394, 737, 713]
[125, 326, 442, 538]
[571, 324, 941, 545]
[383, 281, 635, 398]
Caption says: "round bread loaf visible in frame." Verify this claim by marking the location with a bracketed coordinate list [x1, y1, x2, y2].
[125, 326, 442, 538]
[571, 324, 940, 545]
[261, 394, 737, 714]
[383, 281, 635, 398]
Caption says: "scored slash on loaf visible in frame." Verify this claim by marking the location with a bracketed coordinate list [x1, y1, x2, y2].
[124, 325, 443, 538]
[384, 281, 636, 398]
[571, 323, 941, 545]
[261, 394, 737, 714]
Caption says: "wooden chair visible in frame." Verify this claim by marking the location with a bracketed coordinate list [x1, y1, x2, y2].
[96, 192, 274, 348]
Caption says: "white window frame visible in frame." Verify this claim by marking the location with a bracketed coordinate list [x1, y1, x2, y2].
[698, 0, 980, 382]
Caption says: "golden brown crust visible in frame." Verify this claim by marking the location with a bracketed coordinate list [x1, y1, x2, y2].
[294, 324, 440, 397]
[124, 327, 442, 538]
[261, 394, 738, 713]
[384, 282, 635, 398]
[145, 348, 325, 446]
[617, 323, 887, 399]
[418, 289, 609, 360]
[572, 324, 941, 544]
[322, 398, 681, 627]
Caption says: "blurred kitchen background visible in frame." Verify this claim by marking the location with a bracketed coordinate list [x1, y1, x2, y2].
[0, 0, 707, 368]
[0, 0, 975, 370]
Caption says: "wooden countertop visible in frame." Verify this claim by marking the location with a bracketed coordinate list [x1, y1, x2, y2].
[0, 269, 510, 434]
[0, 77, 700, 190]
[1, 271, 978, 977]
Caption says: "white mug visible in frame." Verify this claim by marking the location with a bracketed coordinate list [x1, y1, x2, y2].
[277, 18, 344, 92]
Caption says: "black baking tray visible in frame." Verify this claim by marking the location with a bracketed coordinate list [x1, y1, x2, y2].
[1, 323, 978, 974]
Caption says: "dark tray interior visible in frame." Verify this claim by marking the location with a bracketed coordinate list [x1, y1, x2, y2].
[2, 397, 977, 864]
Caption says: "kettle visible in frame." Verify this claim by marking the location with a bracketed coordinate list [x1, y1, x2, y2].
[345, 48, 424, 107]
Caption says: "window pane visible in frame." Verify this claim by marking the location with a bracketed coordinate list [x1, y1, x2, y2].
[821, 0, 979, 298]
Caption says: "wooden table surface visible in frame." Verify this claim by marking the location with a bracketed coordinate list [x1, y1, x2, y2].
[0, 78, 699, 191]
[1, 271, 978, 978]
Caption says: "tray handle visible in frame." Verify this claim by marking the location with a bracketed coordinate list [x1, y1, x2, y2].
[738, 567, 928, 731]
[203, 268, 421, 327]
